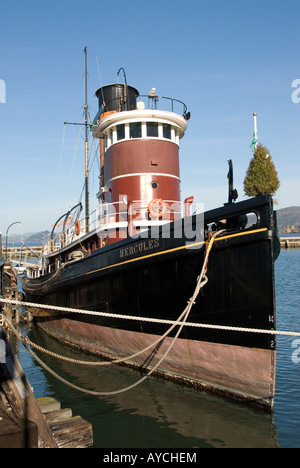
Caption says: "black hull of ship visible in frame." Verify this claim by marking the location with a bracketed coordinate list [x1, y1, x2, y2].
[23, 195, 279, 409]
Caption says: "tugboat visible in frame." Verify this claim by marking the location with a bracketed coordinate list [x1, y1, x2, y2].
[23, 51, 280, 409]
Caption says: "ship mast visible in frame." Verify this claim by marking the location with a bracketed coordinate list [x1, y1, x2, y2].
[84, 46, 89, 233]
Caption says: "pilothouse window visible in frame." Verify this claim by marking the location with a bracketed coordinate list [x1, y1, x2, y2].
[147, 122, 158, 137]
[163, 124, 171, 139]
[130, 122, 142, 139]
[106, 121, 179, 149]
[117, 124, 125, 141]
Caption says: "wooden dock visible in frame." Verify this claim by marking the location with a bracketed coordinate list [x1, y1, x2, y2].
[0, 328, 57, 448]
[0, 256, 93, 448]
[1, 261, 21, 323]
[0, 329, 93, 448]
[280, 236, 300, 249]
[37, 397, 93, 449]
[5, 245, 43, 261]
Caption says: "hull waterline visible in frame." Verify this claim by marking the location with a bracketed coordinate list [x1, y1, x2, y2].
[24, 196, 279, 409]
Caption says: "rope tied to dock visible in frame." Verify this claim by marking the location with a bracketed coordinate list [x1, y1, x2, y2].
[0, 231, 222, 396]
[2, 230, 300, 396]
[1, 300, 300, 337]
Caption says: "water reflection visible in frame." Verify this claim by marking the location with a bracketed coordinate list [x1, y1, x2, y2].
[9, 322, 280, 448]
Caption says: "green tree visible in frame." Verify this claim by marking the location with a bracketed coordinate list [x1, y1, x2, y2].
[244, 143, 280, 197]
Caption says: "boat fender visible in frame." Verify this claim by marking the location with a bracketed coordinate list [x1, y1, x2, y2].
[75, 220, 81, 236]
[60, 233, 65, 247]
[148, 198, 167, 219]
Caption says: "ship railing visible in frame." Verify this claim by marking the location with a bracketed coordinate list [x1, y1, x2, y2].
[45, 208, 100, 253]
[129, 198, 202, 219]
[81, 209, 98, 236]
[93, 95, 188, 124]
[26, 260, 53, 279]
[96, 198, 202, 237]
[43, 198, 202, 253]
[43, 242, 61, 255]
[137, 95, 188, 117]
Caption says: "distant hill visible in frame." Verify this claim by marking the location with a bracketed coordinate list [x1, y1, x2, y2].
[25, 230, 50, 243]
[4, 207, 300, 243]
[276, 207, 300, 233]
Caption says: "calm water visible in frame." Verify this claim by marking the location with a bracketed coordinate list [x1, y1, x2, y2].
[7, 249, 300, 448]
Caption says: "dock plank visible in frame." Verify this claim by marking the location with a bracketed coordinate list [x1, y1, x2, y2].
[37, 396, 61, 413]
[280, 237, 300, 248]
[43, 408, 73, 424]
[0, 332, 58, 448]
[49, 415, 93, 449]
[0, 332, 93, 448]
[37, 397, 93, 448]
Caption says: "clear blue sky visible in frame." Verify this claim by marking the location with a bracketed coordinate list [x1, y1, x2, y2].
[0, 0, 299, 234]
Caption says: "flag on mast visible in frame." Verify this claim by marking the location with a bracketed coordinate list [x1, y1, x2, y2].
[52, 217, 71, 227]
[250, 112, 258, 151]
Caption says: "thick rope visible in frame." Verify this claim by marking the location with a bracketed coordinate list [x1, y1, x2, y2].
[1, 284, 207, 367]
[0, 232, 219, 396]
[1, 297, 300, 337]
[1, 230, 300, 396]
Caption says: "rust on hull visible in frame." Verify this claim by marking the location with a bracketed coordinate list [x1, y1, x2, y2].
[35, 315, 275, 409]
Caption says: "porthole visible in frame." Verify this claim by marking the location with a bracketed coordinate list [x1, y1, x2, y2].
[151, 181, 159, 189]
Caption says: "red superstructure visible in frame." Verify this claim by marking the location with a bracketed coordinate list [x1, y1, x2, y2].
[92, 84, 190, 244]
[23, 73, 279, 410]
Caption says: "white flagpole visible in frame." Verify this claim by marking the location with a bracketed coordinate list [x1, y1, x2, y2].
[253, 112, 257, 139]
[250, 112, 258, 151]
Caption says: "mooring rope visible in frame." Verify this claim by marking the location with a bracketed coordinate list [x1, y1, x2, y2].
[1, 230, 300, 396]
[1, 287, 207, 367]
[1, 299, 300, 337]
[0, 231, 221, 396]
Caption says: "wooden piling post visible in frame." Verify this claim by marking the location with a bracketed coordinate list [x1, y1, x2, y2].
[0, 330, 93, 448]
[37, 397, 93, 448]
[1, 262, 21, 323]
[0, 329, 58, 448]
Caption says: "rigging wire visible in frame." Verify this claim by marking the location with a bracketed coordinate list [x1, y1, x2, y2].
[77, 139, 99, 209]
[61, 117, 84, 213]
[52, 124, 66, 222]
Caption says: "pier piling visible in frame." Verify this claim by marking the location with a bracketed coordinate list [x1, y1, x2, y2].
[280, 237, 300, 249]
[0, 330, 93, 448]
[0, 329, 57, 448]
[0, 261, 21, 322]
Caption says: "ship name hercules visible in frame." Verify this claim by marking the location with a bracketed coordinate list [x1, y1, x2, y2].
[120, 239, 160, 258]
